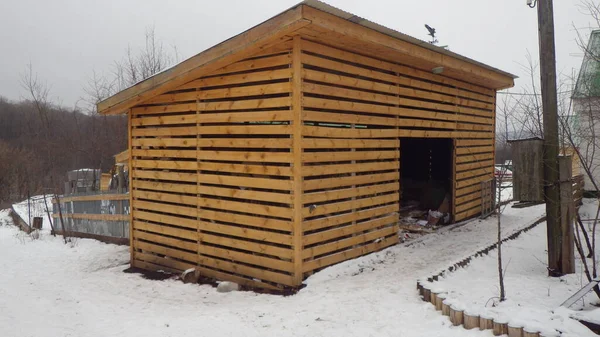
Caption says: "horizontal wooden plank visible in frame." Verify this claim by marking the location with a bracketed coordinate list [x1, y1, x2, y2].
[198, 162, 292, 177]
[133, 180, 197, 194]
[133, 138, 198, 148]
[302, 138, 399, 149]
[456, 173, 494, 189]
[199, 218, 292, 244]
[134, 229, 197, 251]
[132, 110, 292, 127]
[303, 110, 456, 129]
[455, 205, 482, 221]
[134, 252, 281, 290]
[132, 126, 196, 137]
[134, 200, 197, 218]
[303, 182, 399, 204]
[456, 146, 494, 155]
[210, 52, 291, 76]
[304, 204, 398, 232]
[133, 253, 280, 291]
[303, 97, 492, 125]
[132, 170, 197, 183]
[145, 82, 292, 105]
[455, 184, 483, 198]
[455, 139, 495, 147]
[198, 150, 292, 163]
[133, 149, 196, 159]
[133, 210, 197, 229]
[198, 243, 293, 273]
[199, 231, 292, 259]
[303, 172, 399, 191]
[301, 39, 495, 99]
[134, 220, 198, 242]
[456, 167, 494, 180]
[134, 253, 194, 274]
[302, 235, 398, 273]
[456, 160, 494, 173]
[303, 214, 397, 245]
[303, 193, 398, 217]
[303, 225, 397, 259]
[180, 68, 293, 89]
[303, 161, 398, 177]
[303, 82, 492, 118]
[455, 190, 482, 205]
[302, 150, 398, 163]
[133, 190, 196, 206]
[133, 159, 197, 171]
[131, 103, 196, 116]
[202, 197, 291, 219]
[302, 66, 493, 110]
[199, 173, 292, 191]
[136, 240, 294, 286]
[456, 199, 481, 213]
[456, 153, 495, 163]
[303, 125, 398, 139]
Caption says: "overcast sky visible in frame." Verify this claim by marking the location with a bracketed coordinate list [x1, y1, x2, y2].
[0, 0, 596, 108]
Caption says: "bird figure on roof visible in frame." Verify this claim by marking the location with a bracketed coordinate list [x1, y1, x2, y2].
[424, 24, 438, 45]
[425, 24, 436, 38]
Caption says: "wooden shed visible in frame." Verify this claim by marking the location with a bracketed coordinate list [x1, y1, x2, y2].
[98, 1, 515, 290]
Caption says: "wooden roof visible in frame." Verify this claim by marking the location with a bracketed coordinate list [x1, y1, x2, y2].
[98, 0, 516, 115]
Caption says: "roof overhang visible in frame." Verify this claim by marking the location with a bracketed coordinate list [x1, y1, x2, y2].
[98, 0, 516, 115]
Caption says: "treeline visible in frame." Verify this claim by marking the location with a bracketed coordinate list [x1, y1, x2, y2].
[0, 97, 126, 207]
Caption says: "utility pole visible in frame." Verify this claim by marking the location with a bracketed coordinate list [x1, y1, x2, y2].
[534, 0, 573, 275]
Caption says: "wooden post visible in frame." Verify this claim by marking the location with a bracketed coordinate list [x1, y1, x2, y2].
[537, 0, 565, 276]
[559, 156, 575, 273]
[291, 36, 304, 287]
[127, 110, 134, 264]
[463, 310, 479, 330]
[508, 323, 524, 337]
[441, 300, 451, 316]
[493, 319, 509, 336]
[449, 305, 464, 326]
[480, 313, 494, 330]
[435, 293, 446, 311]
[523, 328, 540, 337]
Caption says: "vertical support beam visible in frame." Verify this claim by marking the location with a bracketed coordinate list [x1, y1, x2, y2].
[451, 139, 457, 222]
[127, 109, 134, 265]
[537, 0, 565, 275]
[291, 35, 304, 286]
[195, 87, 207, 274]
[559, 156, 575, 273]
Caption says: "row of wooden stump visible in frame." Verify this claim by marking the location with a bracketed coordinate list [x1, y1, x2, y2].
[417, 281, 557, 337]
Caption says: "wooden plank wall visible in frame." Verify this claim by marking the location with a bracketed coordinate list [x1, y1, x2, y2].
[127, 36, 498, 289]
[129, 41, 297, 290]
[298, 38, 401, 274]
[296, 37, 496, 224]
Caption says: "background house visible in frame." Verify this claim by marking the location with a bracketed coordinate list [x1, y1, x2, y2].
[573, 30, 600, 191]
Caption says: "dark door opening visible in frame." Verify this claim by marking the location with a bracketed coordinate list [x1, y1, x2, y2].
[400, 138, 453, 225]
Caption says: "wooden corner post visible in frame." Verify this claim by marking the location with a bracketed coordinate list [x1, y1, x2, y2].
[291, 36, 304, 286]
[128, 109, 135, 265]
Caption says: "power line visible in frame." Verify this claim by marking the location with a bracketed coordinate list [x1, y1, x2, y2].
[498, 90, 573, 96]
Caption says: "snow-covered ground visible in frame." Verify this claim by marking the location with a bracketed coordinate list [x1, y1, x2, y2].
[425, 198, 600, 336]
[11, 194, 54, 229]
[0, 200, 550, 337]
